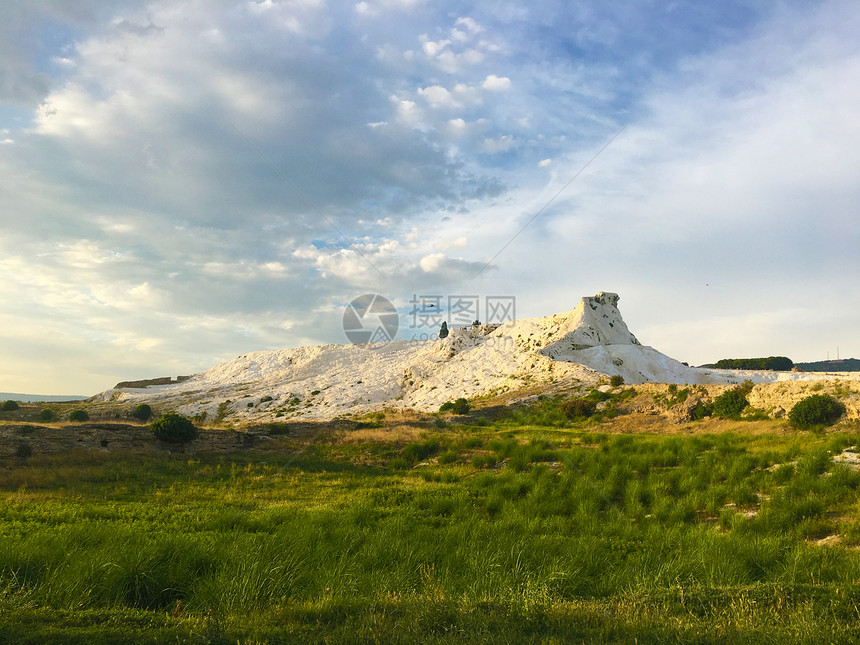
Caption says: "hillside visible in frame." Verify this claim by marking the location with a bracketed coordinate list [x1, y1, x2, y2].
[91, 291, 858, 423]
[797, 358, 860, 372]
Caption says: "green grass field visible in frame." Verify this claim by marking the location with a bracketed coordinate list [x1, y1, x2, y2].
[3, 411, 860, 643]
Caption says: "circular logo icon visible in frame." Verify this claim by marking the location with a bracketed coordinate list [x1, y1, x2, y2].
[343, 294, 399, 345]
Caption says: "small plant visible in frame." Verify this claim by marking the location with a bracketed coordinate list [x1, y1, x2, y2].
[260, 395, 273, 403]
[15, 443, 33, 459]
[68, 409, 89, 422]
[609, 375, 624, 387]
[388, 457, 408, 470]
[1, 400, 19, 411]
[438, 450, 458, 464]
[402, 438, 441, 463]
[151, 413, 198, 443]
[38, 409, 56, 422]
[132, 404, 153, 421]
[788, 394, 846, 430]
[440, 398, 470, 414]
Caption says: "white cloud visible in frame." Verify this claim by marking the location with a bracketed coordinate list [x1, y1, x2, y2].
[480, 134, 516, 153]
[454, 17, 482, 33]
[538, 158, 552, 167]
[482, 74, 511, 91]
[417, 84, 456, 107]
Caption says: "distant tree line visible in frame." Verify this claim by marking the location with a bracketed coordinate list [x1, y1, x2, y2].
[796, 358, 860, 372]
[714, 356, 794, 371]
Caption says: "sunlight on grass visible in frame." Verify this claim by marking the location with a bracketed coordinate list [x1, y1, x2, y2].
[3, 416, 860, 642]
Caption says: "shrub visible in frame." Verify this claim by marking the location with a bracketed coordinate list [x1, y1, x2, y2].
[38, 409, 56, 422]
[788, 394, 845, 430]
[609, 375, 624, 387]
[1, 400, 19, 411]
[440, 398, 470, 414]
[689, 401, 712, 421]
[68, 409, 89, 422]
[712, 382, 754, 420]
[560, 398, 597, 419]
[151, 413, 198, 443]
[132, 404, 153, 421]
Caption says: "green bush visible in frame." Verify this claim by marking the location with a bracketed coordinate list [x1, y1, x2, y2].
[68, 409, 89, 422]
[609, 375, 625, 387]
[788, 394, 845, 430]
[712, 382, 754, 420]
[440, 398, 470, 414]
[132, 404, 153, 421]
[689, 401, 712, 421]
[1, 400, 19, 411]
[38, 409, 56, 422]
[560, 398, 597, 419]
[151, 413, 198, 443]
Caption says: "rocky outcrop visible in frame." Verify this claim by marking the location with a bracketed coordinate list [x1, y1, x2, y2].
[115, 376, 192, 389]
[92, 291, 860, 423]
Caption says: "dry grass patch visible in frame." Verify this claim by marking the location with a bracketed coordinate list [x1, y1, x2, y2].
[335, 424, 427, 445]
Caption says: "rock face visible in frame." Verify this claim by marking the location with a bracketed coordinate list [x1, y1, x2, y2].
[538, 291, 640, 356]
[90, 291, 860, 423]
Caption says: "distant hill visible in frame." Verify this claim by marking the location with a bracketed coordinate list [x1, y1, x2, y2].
[795, 359, 860, 372]
[0, 392, 88, 403]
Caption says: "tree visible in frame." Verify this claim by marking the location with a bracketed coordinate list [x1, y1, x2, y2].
[1, 400, 19, 411]
[439, 321, 449, 339]
[38, 409, 56, 422]
[151, 413, 198, 443]
[132, 404, 153, 421]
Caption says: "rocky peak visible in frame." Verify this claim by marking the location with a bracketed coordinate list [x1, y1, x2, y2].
[538, 291, 640, 358]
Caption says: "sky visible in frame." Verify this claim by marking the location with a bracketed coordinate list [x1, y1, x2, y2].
[1, 0, 858, 395]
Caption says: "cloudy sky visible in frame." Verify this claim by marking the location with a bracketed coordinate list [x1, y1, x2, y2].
[1, 0, 858, 395]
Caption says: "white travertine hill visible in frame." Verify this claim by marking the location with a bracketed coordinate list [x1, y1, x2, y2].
[92, 291, 855, 422]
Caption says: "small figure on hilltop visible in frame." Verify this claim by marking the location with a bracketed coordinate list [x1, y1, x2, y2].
[439, 321, 449, 339]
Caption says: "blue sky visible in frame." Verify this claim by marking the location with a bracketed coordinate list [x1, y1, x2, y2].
[1, 0, 858, 394]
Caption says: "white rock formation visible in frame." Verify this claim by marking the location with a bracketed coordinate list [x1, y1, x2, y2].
[92, 291, 858, 421]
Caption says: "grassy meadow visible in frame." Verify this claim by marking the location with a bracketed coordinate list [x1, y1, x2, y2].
[3, 399, 860, 642]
